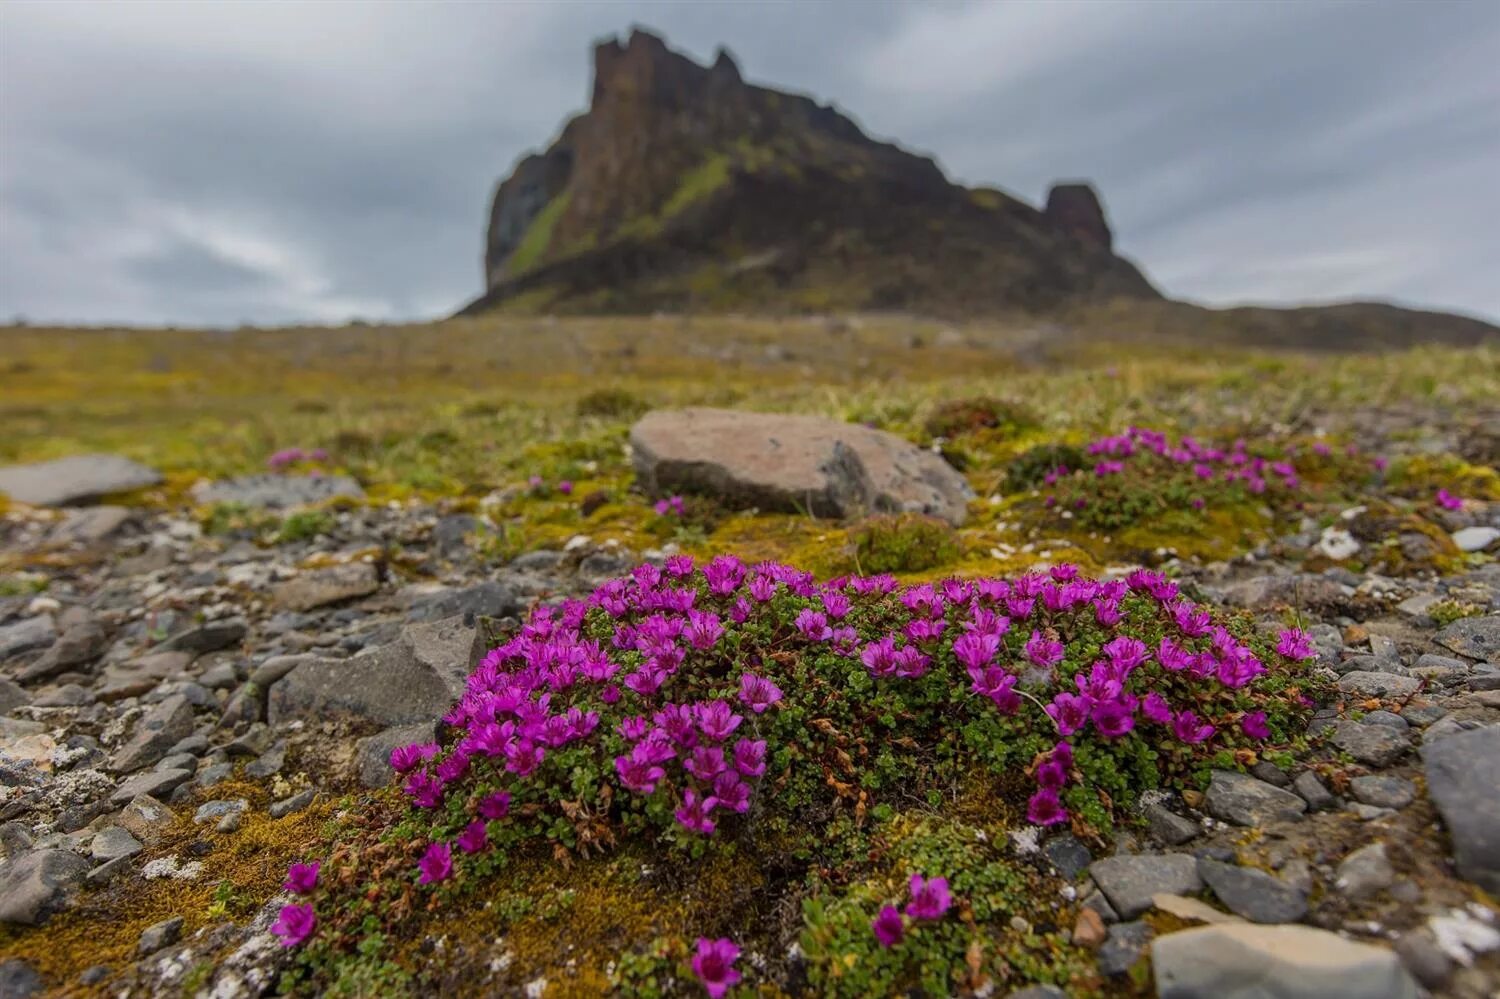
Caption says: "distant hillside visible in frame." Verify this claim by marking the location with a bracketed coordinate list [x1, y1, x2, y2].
[458, 30, 1498, 348]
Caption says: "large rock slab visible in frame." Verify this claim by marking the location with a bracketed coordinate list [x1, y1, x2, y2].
[192, 473, 364, 509]
[272, 563, 380, 612]
[0, 455, 160, 506]
[1220, 574, 1349, 613]
[0, 616, 56, 663]
[109, 694, 195, 773]
[1435, 615, 1500, 661]
[268, 616, 472, 728]
[629, 408, 974, 525]
[1153, 923, 1417, 999]
[1203, 770, 1307, 827]
[1089, 854, 1202, 919]
[0, 849, 91, 925]
[1422, 725, 1500, 893]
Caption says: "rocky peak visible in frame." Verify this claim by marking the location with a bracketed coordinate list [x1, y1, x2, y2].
[1044, 181, 1113, 252]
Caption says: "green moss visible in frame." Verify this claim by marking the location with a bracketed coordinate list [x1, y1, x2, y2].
[507, 191, 572, 275]
[848, 513, 962, 575]
[661, 155, 731, 219]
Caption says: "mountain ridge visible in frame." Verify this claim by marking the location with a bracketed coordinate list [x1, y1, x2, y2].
[458, 29, 1498, 348]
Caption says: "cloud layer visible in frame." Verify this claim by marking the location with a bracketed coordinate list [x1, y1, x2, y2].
[2, 0, 1496, 326]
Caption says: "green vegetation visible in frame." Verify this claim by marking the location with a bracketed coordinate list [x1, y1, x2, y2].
[506, 191, 572, 275]
[849, 513, 962, 574]
[661, 154, 731, 219]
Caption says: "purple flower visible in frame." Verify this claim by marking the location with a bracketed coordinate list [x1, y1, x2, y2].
[404, 770, 445, 809]
[691, 937, 742, 998]
[1045, 692, 1093, 736]
[695, 701, 743, 741]
[795, 609, 833, 641]
[1275, 628, 1316, 661]
[417, 842, 452, 884]
[747, 574, 776, 602]
[456, 820, 488, 855]
[1141, 691, 1174, 725]
[1241, 711, 1271, 740]
[616, 747, 667, 795]
[1026, 787, 1068, 826]
[872, 905, 905, 947]
[675, 789, 719, 835]
[713, 772, 752, 813]
[1024, 630, 1065, 669]
[953, 631, 1000, 672]
[477, 791, 511, 819]
[1091, 699, 1136, 739]
[283, 861, 319, 895]
[271, 903, 316, 947]
[684, 610, 725, 650]
[557, 480, 573, 495]
[733, 738, 767, 778]
[1172, 710, 1216, 744]
[684, 745, 728, 781]
[738, 674, 783, 714]
[904, 874, 952, 921]
[1101, 635, 1149, 673]
[390, 742, 439, 774]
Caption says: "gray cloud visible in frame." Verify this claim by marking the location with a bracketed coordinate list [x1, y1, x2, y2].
[1, 0, 1496, 326]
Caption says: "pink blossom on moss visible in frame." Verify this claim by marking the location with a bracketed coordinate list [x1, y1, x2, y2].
[283, 862, 319, 894]
[691, 937, 741, 998]
[872, 905, 905, 947]
[271, 903, 316, 947]
[417, 842, 452, 884]
[904, 874, 952, 920]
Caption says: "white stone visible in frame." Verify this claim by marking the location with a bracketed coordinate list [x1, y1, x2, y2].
[1316, 526, 1361, 561]
[1429, 904, 1500, 966]
[1452, 527, 1500, 552]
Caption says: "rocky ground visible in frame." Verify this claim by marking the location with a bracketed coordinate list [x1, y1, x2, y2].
[1, 398, 1499, 997]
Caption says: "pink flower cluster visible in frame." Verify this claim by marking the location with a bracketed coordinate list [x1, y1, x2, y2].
[871, 874, 954, 947]
[277, 554, 1309, 954]
[654, 494, 687, 517]
[267, 447, 329, 470]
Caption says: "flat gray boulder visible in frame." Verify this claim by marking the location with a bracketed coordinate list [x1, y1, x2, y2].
[1153, 923, 1417, 999]
[630, 408, 974, 525]
[192, 473, 363, 510]
[0, 849, 91, 925]
[0, 455, 160, 506]
[272, 563, 380, 612]
[1422, 725, 1500, 893]
[1435, 615, 1500, 661]
[269, 616, 472, 728]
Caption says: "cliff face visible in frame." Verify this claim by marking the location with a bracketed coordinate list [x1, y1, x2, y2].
[468, 29, 1160, 317]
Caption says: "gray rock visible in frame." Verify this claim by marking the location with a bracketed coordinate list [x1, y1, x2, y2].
[244, 742, 286, 779]
[354, 722, 439, 788]
[269, 789, 316, 819]
[1421, 724, 1500, 893]
[1393, 929, 1453, 990]
[1041, 833, 1091, 880]
[0, 958, 43, 998]
[1097, 920, 1151, 976]
[1349, 775, 1415, 809]
[0, 616, 56, 663]
[248, 654, 315, 687]
[1436, 615, 1500, 660]
[1331, 721, 1409, 767]
[404, 581, 521, 624]
[17, 616, 109, 681]
[1089, 854, 1202, 919]
[271, 563, 380, 612]
[109, 694, 195, 773]
[96, 650, 194, 701]
[89, 826, 142, 862]
[1396, 593, 1442, 620]
[1153, 923, 1418, 999]
[159, 617, 247, 655]
[1004, 988, 1068, 999]
[1144, 803, 1199, 846]
[0, 454, 160, 507]
[0, 848, 91, 925]
[269, 617, 472, 728]
[109, 768, 193, 807]
[85, 855, 132, 887]
[193, 798, 248, 825]
[137, 915, 184, 955]
[50, 505, 132, 545]
[194, 762, 233, 789]
[1197, 859, 1307, 923]
[629, 407, 975, 525]
[1452, 526, 1500, 552]
[1337, 671, 1420, 699]
[192, 473, 364, 509]
[116, 794, 174, 843]
[1410, 653, 1469, 684]
[1220, 574, 1349, 613]
[1359, 709, 1408, 730]
[1335, 843, 1395, 901]
[1203, 770, 1308, 827]
[0, 678, 31, 715]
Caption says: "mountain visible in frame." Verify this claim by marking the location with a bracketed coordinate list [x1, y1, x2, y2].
[457, 30, 1498, 347]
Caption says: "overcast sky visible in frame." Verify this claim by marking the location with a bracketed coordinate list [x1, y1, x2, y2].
[3, 0, 1497, 327]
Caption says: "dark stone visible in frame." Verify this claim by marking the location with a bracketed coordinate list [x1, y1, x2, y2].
[1089, 854, 1201, 919]
[1203, 770, 1307, 826]
[137, 915, 184, 955]
[1042, 833, 1091, 880]
[0, 959, 43, 998]
[1144, 803, 1199, 846]
[1292, 771, 1336, 811]
[159, 618, 247, 655]
[1422, 725, 1500, 893]
[1097, 920, 1151, 976]
[1197, 859, 1307, 923]
[1331, 721, 1409, 767]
